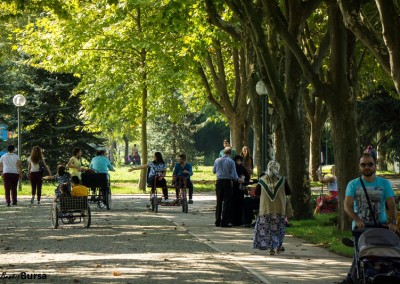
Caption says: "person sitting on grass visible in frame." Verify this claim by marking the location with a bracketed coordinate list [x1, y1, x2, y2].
[70, 176, 89, 197]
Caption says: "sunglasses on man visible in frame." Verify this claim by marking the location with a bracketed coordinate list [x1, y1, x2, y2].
[359, 162, 374, 168]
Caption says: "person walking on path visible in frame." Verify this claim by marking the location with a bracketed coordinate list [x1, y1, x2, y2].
[0, 144, 23, 206]
[27, 146, 51, 205]
[219, 138, 236, 158]
[172, 153, 194, 204]
[213, 147, 243, 227]
[253, 160, 292, 255]
[340, 152, 397, 284]
[67, 147, 84, 179]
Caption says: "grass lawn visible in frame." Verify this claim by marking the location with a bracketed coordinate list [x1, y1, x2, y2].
[0, 165, 397, 258]
[0, 165, 217, 197]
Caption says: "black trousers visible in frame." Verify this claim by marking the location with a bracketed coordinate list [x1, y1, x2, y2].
[175, 180, 194, 200]
[231, 182, 244, 226]
[215, 179, 233, 226]
[148, 177, 168, 198]
[243, 196, 260, 225]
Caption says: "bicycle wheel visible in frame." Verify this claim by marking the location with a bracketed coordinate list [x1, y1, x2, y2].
[181, 188, 188, 213]
[182, 198, 188, 213]
[105, 188, 112, 210]
[153, 195, 158, 213]
[51, 204, 59, 229]
[83, 206, 91, 228]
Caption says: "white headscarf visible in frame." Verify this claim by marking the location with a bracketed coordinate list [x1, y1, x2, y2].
[266, 160, 280, 178]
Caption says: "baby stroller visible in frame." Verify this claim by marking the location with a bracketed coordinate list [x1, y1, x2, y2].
[354, 227, 400, 283]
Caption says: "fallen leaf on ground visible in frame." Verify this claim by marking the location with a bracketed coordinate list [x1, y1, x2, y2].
[112, 271, 122, 276]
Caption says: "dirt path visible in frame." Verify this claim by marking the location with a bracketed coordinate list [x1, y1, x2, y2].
[0, 196, 260, 283]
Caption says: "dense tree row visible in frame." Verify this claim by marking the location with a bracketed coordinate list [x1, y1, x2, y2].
[1, 0, 399, 228]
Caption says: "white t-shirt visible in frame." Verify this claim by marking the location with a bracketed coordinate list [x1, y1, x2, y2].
[0, 153, 20, 174]
[27, 157, 41, 173]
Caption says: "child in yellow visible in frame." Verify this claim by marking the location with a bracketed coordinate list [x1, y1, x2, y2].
[70, 176, 89, 197]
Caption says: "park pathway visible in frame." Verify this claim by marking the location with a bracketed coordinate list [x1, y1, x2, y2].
[147, 193, 351, 284]
[0, 192, 356, 283]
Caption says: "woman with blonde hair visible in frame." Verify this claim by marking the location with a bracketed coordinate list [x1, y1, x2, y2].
[28, 146, 51, 205]
[316, 165, 338, 198]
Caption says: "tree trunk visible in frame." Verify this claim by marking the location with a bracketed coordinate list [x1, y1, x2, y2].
[280, 111, 312, 219]
[123, 134, 129, 163]
[308, 101, 328, 181]
[139, 48, 148, 192]
[328, 4, 359, 231]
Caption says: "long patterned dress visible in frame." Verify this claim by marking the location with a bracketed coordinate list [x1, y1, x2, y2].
[253, 175, 288, 252]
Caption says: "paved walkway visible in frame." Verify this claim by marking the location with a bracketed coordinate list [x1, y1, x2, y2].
[131, 193, 351, 284]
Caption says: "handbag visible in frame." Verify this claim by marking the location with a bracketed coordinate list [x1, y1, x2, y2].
[39, 160, 49, 175]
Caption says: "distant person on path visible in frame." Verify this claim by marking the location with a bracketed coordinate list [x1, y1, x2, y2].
[67, 147, 84, 179]
[213, 147, 243, 227]
[241, 146, 254, 177]
[129, 152, 171, 202]
[340, 152, 397, 284]
[231, 155, 250, 226]
[173, 153, 194, 204]
[0, 144, 22, 206]
[27, 146, 51, 205]
[219, 138, 236, 158]
[253, 161, 292, 255]
[316, 165, 338, 198]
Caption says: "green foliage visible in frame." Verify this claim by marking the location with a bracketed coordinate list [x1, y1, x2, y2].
[358, 88, 400, 161]
[0, 58, 104, 170]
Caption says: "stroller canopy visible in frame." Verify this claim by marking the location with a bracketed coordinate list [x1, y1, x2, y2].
[358, 228, 400, 259]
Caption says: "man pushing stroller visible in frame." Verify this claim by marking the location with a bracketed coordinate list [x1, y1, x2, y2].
[340, 152, 398, 284]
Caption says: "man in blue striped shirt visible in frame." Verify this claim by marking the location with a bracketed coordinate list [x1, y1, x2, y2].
[213, 147, 243, 227]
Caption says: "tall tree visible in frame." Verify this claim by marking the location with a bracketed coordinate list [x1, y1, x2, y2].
[338, 0, 400, 95]
[0, 58, 103, 170]
[13, 1, 199, 189]
[205, 0, 317, 219]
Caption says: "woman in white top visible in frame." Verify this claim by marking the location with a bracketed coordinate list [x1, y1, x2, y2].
[0, 145, 22, 206]
[27, 146, 51, 205]
[317, 165, 338, 198]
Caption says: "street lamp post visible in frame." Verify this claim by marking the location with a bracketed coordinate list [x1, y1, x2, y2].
[256, 80, 268, 172]
[13, 94, 26, 191]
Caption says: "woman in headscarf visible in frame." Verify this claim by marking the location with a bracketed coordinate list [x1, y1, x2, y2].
[252, 160, 292, 255]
